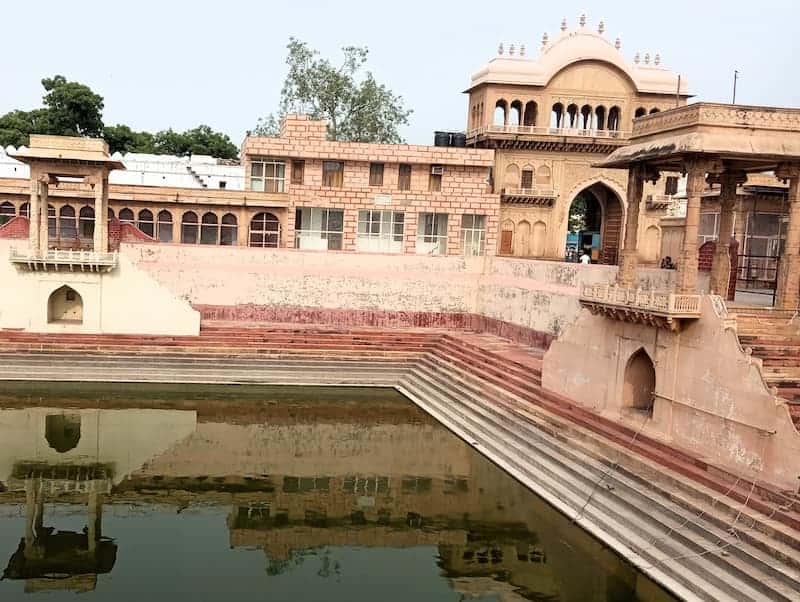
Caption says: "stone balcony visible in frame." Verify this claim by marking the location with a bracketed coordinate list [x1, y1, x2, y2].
[579, 283, 701, 331]
[467, 124, 630, 152]
[10, 248, 119, 273]
[501, 186, 559, 206]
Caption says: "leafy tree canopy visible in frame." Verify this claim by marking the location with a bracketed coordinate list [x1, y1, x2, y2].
[0, 76, 239, 159]
[254, 39, 412, 143]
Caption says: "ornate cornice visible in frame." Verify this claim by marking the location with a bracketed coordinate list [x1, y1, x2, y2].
[632, 103, 800, 138]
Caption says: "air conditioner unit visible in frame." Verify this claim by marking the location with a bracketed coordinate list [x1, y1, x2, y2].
[431, 165, 444, 176]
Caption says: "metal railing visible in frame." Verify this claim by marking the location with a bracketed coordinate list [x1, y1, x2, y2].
[580, 283, 702, 315]
[736, 253, 780, 306]
[468, 125, 630, 139]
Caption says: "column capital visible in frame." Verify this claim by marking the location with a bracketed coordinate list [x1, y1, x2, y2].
[706, 169, 747, 188]
[631, 162, 660, 184]
[682, 156, 724, 178]
[775, 162, 800, 183]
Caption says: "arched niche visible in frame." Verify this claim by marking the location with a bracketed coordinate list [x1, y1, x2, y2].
[623, 348, 656, 415]
[47, 285, 83, 324]
[45, 414, 81, 453]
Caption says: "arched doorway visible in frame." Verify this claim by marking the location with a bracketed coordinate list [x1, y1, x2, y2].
[565, 183, 623, 264]
[48, 285, 83, 324]
[623, 349, 656, 415]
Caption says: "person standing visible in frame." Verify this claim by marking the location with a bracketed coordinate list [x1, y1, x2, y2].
[580, 251, 591, 265]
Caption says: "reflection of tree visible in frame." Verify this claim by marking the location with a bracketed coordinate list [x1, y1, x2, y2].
[265, 547, 341, 580]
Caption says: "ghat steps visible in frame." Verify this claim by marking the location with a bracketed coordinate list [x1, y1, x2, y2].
[732, 307, 800, 425]
[2, 324, 800, 599]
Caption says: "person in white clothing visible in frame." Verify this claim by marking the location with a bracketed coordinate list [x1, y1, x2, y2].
[579, 252, 591, 265]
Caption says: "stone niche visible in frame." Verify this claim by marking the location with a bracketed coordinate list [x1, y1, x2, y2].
[542, 295, 800, 489]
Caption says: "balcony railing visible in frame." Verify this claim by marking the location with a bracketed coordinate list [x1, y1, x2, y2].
[502, 186, 558, 198]
[468, 125, 630, 139]
[9, 248, 119, 272]
[580, 283, 701, 330]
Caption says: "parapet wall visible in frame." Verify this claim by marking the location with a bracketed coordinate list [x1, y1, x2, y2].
[122, 243, 676, 341]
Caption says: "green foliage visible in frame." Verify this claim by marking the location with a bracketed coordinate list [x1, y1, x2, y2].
[40, 75, 104, 137]
[1, 76, 240, 159]
[255, 38, 412, 143]
[568, 195, 588, 233]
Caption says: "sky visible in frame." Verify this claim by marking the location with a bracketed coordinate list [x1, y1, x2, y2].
[2, 0, 798, 146]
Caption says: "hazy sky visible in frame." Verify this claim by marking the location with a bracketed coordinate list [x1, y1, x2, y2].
[3, 0, 798, 146]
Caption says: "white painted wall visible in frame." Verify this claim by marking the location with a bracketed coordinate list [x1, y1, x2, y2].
[0, 240, 200, 335]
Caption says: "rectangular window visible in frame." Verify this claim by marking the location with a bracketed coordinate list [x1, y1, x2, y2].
[250, 159, 286, 192]
[698, 212, 720, 245]
[322, 161, 344, 187]
[521, 169, 534, 190]
[664, 175, 678, 196]
[398, 164, 412, 191]
[291, 160, 305, 185]
[416, 212, 449, 256]
[294, 207, 344, 251]
[369, 163, 384, 187]
[357, 210, 404, 253]
[461, 214, 486, 256]
[429, 165, 443, 192]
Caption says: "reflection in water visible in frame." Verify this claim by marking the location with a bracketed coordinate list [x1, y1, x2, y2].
[0, 383, 676, 601]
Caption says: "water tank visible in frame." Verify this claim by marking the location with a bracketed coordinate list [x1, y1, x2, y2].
[451, 132, 466, 148]
[433, 131, 451, 147]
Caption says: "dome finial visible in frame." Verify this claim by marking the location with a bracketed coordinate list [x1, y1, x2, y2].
[541, 31, 549, 48]
[654, 52, 661, 66]
[634, 51, 640, 64]
[644, 51, 651, 65]
[598, 18, 605, 34]
[615, 35, 621, 50]
[561, 17, 568, 31]
[498, 42, 504, 55]
[579, 12, 587, 27]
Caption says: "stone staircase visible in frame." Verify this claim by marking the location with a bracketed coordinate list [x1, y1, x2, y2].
[732, 307, 800, 426]
[2, 322, 800, 598]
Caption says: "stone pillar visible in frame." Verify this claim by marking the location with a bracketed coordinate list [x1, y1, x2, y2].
[616, 163, 658, 288]
[775, 163, 800, 309]
[87, 486, 102, 554]
[38, 177, 49, 255]
[708, 170, 746, 296]
[676, 158, 722, 294]
[28, 177, 41, 252]
[93, 175, 109, 252]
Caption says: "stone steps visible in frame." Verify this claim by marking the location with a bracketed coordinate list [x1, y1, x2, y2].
[400, 363, 800, 601]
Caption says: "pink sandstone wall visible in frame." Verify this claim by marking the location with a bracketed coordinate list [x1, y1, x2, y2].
[122, 243, 675, 344]
[542, 296, 800, 489]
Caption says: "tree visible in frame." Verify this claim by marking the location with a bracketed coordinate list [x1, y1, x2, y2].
[102, 124, 155, 154]
[254, 39, 412, 143]
[150, 125, 239, 159]
[40, 75, 104, 138]
[0, 109, 50, 148]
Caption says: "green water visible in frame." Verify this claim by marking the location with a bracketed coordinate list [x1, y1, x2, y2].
[0, 383, 677, 601]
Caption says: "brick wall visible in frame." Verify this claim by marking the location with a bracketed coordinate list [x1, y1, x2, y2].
[0, 216, 29, 239]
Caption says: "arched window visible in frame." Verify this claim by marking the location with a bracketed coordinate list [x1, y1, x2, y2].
[580, 105, 592, 129]
[157, 210, 173, 243]
[595, 106, 607, 130]
[220, 213, 238, 246]
[520, 167, 534, 190]
[181, 211, 199, 244]
[119, 208, 134, 224]
[138, 209, 154, 237]
[79, 206, 95, 238]
[249, 212, 280, 248]
[108, 207, 115, 219]
[509, 100, 522, 126]
[608, 106, 621, 131]
[59, 205, 77, 241]
[516, 220, 531, 256]
[635, 107, 647, 118]
[20, 202, 30, 218]
[0, 201, 14, 225]
[551, 103, 564, 129]
[494, 99, 508, 126]
[200, 212, 219, 244]
[623, 349, 656, 415]
[649, 108, 660, 114]
[523, 101, 537, 126]
[566, 104, 579, 128]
